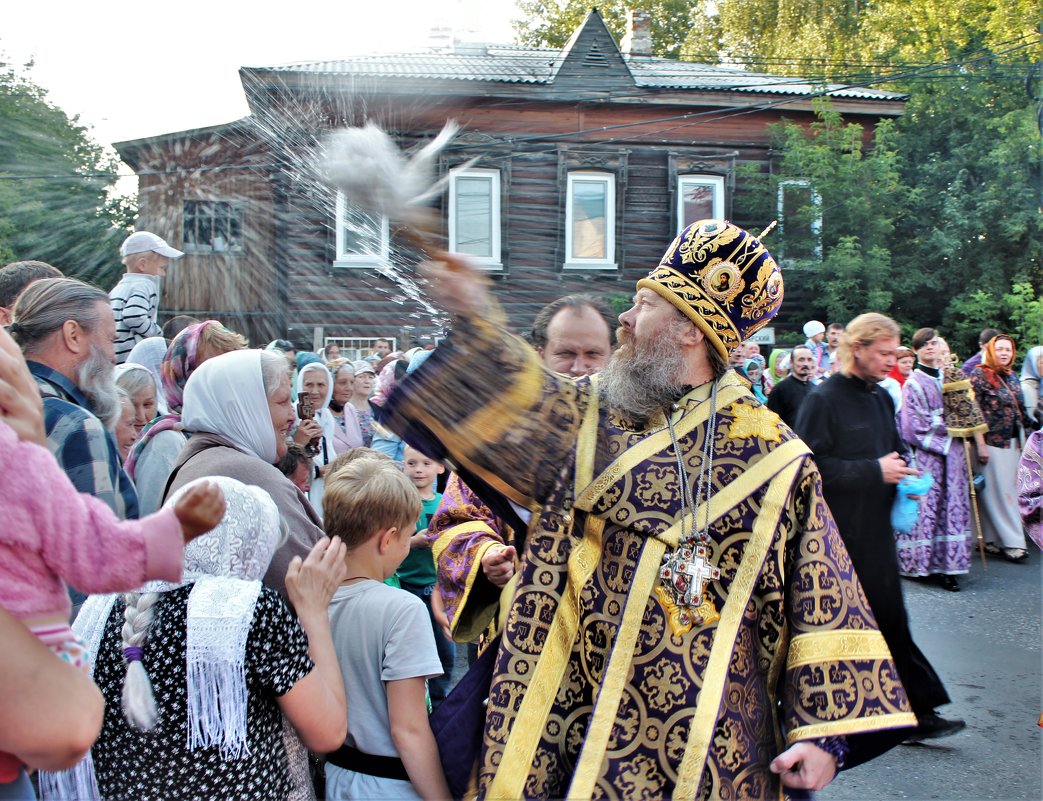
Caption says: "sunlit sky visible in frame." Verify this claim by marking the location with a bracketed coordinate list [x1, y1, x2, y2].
[3, 0, 522, 152]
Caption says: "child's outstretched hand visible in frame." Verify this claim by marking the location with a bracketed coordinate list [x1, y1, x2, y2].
[173, 481, 226, 542]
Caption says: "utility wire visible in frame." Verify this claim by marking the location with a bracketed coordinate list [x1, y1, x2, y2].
[1, 35, 1037, 181]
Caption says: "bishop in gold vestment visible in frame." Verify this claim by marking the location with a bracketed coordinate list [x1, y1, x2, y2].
[381, 220, 916, 800]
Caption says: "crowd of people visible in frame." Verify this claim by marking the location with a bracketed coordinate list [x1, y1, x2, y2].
[0, 222, 1040, 801]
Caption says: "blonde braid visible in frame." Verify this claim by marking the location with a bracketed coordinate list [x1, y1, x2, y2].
[120, 591, 160, 730]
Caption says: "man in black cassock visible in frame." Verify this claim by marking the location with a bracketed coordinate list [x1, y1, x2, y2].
[795, 312, 965, 741]
[767, 345, 816, 427]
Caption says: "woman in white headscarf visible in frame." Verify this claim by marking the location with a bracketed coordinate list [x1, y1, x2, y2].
[41, 477, 347, 801]
[126, 337, 170, 415]
[165, 349, 325, 591]
[114, 363, 159, 441]
[292, 362, 340, 517]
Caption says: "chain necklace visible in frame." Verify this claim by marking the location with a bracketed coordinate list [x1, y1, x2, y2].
[658, 382, 722, 629]
[668, 382, 717, 546]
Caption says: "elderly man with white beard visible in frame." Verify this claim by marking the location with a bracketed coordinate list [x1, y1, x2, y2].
[10, 277, 138, 522]
[377, 220, 916, 801]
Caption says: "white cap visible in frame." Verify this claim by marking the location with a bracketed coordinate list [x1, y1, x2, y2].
[353, 360, 376, 376]
[803, 320, 825, 338]
[120, 231, 184, 259]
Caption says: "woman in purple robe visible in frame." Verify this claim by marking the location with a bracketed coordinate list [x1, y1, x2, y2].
[896, 328, 972, 591]
[1018, 430, 1043, 550]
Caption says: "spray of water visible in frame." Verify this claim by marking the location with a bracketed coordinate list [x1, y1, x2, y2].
[241, 77, 459, 348]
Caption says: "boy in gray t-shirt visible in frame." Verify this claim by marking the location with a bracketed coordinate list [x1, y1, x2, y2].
[322, 457, 449, 801]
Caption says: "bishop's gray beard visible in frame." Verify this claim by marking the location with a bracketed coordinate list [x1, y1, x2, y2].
[77, 345, 119, 428]
[599, 323, 689, 425]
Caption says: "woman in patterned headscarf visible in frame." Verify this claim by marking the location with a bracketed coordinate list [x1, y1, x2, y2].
[127, 321, 246, 514]
[739, 358, 769, 404]
[969, 335, 1037, 562]
[369, 357, 410, 462]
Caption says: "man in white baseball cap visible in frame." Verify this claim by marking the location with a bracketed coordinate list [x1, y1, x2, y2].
[110, 231, 184, 363]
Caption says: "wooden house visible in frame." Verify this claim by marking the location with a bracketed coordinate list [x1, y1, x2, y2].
[115, 10, 905, 352]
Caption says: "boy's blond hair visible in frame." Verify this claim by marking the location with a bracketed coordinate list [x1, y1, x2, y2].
[326, 447, 393, 482]
[323, 457, 421, 549]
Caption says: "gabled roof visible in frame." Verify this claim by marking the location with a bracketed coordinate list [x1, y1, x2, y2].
[242, 10, 905, 102]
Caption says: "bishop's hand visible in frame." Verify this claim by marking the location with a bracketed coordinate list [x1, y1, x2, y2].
[481, 544, 516, 588]
[421, 251, 493, 318]
[769, 742, 837, 791]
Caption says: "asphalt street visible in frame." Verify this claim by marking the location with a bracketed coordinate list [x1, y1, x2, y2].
[821, 546, 1042, 801]
[443, 544, 1042, 800]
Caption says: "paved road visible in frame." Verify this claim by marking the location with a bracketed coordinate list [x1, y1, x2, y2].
[821, 547, 1042, 801]
[442, 546, 1041, 800]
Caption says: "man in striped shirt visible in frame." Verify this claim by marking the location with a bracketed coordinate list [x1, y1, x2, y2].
[109, 231, 182, 363]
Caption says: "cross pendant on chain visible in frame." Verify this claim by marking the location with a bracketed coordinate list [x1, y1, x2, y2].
[659, 542, 721, 609]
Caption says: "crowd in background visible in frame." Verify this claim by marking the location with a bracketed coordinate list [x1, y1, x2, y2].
[0, 229, 1040, 801]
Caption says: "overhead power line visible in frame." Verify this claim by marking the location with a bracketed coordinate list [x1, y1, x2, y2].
[1, 35, 1038, 182]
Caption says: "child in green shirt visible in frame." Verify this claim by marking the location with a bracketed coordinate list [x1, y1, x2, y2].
[398, 445, 454, 708]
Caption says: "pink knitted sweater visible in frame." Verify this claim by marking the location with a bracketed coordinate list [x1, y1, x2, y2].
[0, 419, 185, 621]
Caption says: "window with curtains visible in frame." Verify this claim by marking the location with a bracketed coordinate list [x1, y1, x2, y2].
[676, 174, 725, 232]
[776, 180, 822, 260]
[448, 168, 501, 269]
[564, 171, 615, 269]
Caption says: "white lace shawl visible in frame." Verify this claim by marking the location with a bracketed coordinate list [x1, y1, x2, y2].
[41, 476, 287, 800]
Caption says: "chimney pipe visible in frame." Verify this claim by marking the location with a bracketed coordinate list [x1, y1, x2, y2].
[621, 9, 653, 56]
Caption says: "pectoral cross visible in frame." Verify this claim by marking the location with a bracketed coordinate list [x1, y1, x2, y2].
[658, 542, 721, 631]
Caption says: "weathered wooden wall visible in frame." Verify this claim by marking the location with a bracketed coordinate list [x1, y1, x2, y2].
[122, 95, 889, 348]
[127, 128, 280, 345]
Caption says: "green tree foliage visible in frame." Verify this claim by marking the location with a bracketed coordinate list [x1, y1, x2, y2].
[0, 57, 132, 288]
[682, 0, 1041, 354]
[513, 1, 699, 59]
[682, 0, 864, 69]
[769, 103, 906, 323]
[948, 282, 1043, 363]
[890, 71, 1041, 354]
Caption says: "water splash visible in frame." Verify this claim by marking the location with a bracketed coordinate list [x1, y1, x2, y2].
[320, 120, 460, 230]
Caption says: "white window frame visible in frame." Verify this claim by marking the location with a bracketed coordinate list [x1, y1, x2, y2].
[334, 191, 390, 269]
[676, 174, 725, 233]
[323, 337, 396, 363]
[776, 180, 823, 260]
[448, 167, 502, 270]
[564, 171, 616, 270]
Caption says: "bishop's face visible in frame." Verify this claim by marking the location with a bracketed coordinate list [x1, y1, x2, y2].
[616, 288, 684, 356]
[601, 288, 693, 424]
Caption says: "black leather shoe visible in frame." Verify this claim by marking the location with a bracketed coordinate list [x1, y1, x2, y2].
[908, 712, 966, 741]
[939, 575, 960, 592]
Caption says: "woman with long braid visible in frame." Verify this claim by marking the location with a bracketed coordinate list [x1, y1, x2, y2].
[43, 476, 348, 801]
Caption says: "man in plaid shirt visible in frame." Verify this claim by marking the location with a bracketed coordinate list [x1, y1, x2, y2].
[10, 277, 138, 522]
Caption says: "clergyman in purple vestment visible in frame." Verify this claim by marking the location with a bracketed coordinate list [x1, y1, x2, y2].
[896, 342, 973, 582]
